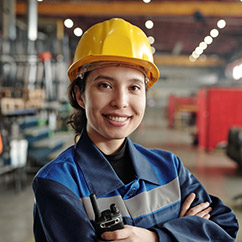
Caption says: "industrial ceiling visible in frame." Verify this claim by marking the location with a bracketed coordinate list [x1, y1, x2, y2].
[15, 0, 242, 67]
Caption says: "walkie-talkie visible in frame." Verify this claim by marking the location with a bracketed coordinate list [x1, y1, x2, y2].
[90, 194, 124, 238]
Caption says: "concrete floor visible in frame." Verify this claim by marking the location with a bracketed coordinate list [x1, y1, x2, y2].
[0, 107, 241, 242]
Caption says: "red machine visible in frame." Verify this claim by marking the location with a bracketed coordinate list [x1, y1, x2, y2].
[197, 87, 242, 150]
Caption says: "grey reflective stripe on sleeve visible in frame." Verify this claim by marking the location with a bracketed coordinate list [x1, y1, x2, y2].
[125, 178, 180, 218]
[82, 177, 180, 220]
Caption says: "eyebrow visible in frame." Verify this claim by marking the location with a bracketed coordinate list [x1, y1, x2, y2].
[94, 75, 114, 82]
[94, 75, 145, 85]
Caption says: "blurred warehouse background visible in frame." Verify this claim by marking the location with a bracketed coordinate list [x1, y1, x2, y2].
[1, 0, 242, 241]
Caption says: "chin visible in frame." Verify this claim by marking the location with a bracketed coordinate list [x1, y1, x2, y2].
[106, 132, 129, 140]
[103, 127, 137, 140]
[108, 134, 127, 140]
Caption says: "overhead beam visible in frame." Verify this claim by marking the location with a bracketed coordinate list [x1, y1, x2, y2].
[154, 55, 225, 67]
[16, 1, 242, 17]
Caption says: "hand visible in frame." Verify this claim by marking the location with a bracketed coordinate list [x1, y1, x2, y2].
[98, 225, 158, 242]
[179, 193, 212, 219]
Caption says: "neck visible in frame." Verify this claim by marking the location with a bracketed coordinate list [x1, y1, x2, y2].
[96, 138, 126, 155]
[86, 131, 126, 155]
[98, 139, 125, 155]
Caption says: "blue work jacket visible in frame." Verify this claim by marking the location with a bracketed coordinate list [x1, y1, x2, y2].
[33, 129, 238, 241]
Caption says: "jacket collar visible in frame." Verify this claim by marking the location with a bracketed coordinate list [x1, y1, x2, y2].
[127, 140, 160, 185]
[74, 129, 160, 197]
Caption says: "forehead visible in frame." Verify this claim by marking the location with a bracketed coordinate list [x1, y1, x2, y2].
[87, 66, 146, 82]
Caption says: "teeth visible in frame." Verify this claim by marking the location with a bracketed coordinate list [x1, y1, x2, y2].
[108, 116, 128, 122]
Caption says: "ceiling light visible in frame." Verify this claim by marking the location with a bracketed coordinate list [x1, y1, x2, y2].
[145, 20, 154, 29]
[195, 47, 203, 55]
[192, 51, 199, 59]
[217, 19, 226, 29]
[74, 27, 83, 37]
[37, 0, 43, 2]
[64, 19, 74, 28]
[210, 29, 219, 38]
[143, 0, 151, 3]
[199, 42, 207, 50]
[151, 46, 156, 54]
[232, 65, 242, 80]
[148, 36, 155, 45]
[204, 36, 213, 45]
[189, 55, 196, 62]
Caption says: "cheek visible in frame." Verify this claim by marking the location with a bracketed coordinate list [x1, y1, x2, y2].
[141, 101, 146, 116]
[85, 93, 106, 113]
[134, 96, 146, 116]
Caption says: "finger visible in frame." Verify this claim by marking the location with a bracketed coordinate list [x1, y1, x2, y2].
[179, 193, 196, 217]
[196, 206, 212, 218]
[101, 231, 119, 241]
[101, 226, 129, 241]
[203, 214, 211, 220]
[185, 202, 210, 216]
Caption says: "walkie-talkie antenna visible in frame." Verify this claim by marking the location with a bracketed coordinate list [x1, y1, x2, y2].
[90, 194, 101, 219]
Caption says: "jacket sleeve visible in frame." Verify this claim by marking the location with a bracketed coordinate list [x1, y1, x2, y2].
[33, 177, 97, 242]
[151, 157, 239, 242]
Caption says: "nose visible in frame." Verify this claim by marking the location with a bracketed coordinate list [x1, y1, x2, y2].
[110, 88, 128, 109]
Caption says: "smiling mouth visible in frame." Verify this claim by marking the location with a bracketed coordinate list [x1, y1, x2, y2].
[106, 115, 129, 122]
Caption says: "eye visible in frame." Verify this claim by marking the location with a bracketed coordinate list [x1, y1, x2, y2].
[129, 85, 141, 92]
[98, 82, 112, 89]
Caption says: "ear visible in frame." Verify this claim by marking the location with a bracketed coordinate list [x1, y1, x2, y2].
[74, 85, 85, 109]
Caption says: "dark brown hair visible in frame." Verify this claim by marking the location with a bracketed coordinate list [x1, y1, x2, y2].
[67, 74, 88, 141]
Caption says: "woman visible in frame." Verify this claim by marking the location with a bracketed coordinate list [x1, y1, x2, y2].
[33, 18, 238, 242]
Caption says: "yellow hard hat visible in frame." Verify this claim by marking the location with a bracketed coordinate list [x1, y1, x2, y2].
[67, 18, 159, 89]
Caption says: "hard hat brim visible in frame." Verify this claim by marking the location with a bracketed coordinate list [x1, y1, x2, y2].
[68, 55, 159, 89]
